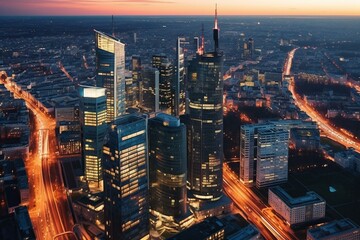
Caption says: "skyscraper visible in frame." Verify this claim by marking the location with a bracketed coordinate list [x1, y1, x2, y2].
[79, 85, 107, 187]
[148, 113, 187, 217]
[240, 123, 289, 188]
[103, 114, 149, 240]
[95, 30, 126, 122]
[186, 6, 224, 200]
[175, 37, 186, 116]
[139, 66, 159, 113]
[152, 55, 173, 114]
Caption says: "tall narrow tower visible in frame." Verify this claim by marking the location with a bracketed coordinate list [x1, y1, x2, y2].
[213, 4, 219, 53]
[186, 5, 224, 200]
[95, 30, 126, 122]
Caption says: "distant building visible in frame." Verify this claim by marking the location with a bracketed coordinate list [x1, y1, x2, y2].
[269, 186, 326, 226]
[175, 37, 186, 116]
[73, 193, 104, 226]
[167, 216, 225, 240]
[103, 114, 149, 240]
[152, 55, 173, 114]
[290, 128, 320, 151]
[240, 123, 289, 188]
[79, 85, 107, 188]
[148, 113, 187, 217]
[95, 30, 126, 122]
[307, 219, 360, 240]
[139, 66, 159, 113]
[334, 149, 360, 173]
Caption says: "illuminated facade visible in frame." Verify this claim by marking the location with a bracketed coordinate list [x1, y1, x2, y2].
[79, 85, 107, 185]
[175, 37, 186, 116]
[240, 124, 289, 188]
[95, 30, 126, 122]
[152, 55, 173, 114]
[148, 113, 187, 217]
[139, 66, 159, 113]
[103, 114, 149, 240]
[186, 7, 224, 201]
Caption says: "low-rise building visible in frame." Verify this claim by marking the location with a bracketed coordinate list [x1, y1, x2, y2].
[307, 219, 360, 240]
[73, 193, 104, 226]
[268, 186, 326, 226]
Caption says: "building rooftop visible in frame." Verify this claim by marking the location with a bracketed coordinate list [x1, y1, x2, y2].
[168, 216, 225, 240]
[270, 186, 325, 208]
[307, 219, 360, 239]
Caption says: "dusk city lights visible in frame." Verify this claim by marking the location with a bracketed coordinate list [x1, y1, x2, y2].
[1, 1, 360, 240]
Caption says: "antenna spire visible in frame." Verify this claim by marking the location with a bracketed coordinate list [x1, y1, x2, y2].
[112, 15, 115, 37]
[214, 3, 218, 29]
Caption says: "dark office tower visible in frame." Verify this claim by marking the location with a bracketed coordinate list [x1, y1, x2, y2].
[132, 55, 141, 71]
[152, 55, 173, 114]
[175, 37, 186, 116]
[140, 66, 159, 113]
[248, 38, 254, 58]
[149, 113, 187, 217]
[193, 37, 200, 53]
[95, 30, 126, 123]
[79, 86, 107, 188]
[103, 114, 149, 240]
[187, 12, 224, 200]
[125, 71, 137, 109]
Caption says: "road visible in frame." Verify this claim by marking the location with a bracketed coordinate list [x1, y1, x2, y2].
[0, 71, 75, 240]
[223, 164, 298, 240]
[284, 49, 360, 153]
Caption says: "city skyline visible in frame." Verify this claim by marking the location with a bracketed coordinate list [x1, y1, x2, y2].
[2, 0, 360, 16]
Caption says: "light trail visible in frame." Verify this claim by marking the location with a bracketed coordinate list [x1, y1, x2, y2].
[284, 49, 360, 153]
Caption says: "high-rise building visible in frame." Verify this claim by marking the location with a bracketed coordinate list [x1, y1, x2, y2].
[95, 30, 126, 122]
[186, 6, 224, 200]
[148, 113, 187, 217]
[175, 37, 186, 116]
[79, 85, 107, 187]
[240, 123, 289, 188]
[103, 114, 149, 240]
[139, 66, 159, 113]
[152, 55, 173, 114]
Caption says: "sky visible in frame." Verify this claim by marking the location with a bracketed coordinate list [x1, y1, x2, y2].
[1, 0, 360, 16]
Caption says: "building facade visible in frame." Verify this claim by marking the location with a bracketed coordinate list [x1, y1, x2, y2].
[95, 30, 126, 122]
[148, 113, 187, 217]
[79, 86, 107, 186]
[103, 114, 149, 240]
[269, 186, 326, 226]
[307, 219, 360, 240]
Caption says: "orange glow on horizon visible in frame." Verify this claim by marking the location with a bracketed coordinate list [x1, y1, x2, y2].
[1, 0, 360, 16]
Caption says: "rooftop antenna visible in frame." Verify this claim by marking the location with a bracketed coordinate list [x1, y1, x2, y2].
[213, 4, 219, 52]
[112, 15, 115, 37]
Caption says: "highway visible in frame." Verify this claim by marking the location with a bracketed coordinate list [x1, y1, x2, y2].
[284, 49, 360, 153]
[0, 71, 75, 240]
[223, 164, 299, 240]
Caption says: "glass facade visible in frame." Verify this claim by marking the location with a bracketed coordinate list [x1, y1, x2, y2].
[139, 66, 159, 113]
[79, 85, 107, 184]
[95, 30, 126, 122]
[103, 114, 149, 240]
[148, 113, 187, 217]
[187, 52, 224, 200]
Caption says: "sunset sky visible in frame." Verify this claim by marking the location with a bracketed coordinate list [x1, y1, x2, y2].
[1, 0, 360, 16]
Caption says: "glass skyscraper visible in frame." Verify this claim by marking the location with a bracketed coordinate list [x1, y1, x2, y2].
[148, 113, 187, 217]
[186, 12, 224, 200]
[95, 30, 126, 122]
[103, 114, 149, 240]
[79, 85, 107, 186]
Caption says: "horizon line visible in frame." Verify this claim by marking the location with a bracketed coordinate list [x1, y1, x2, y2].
[1, 14, 360, 17]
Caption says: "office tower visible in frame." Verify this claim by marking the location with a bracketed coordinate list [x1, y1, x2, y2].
[103, 114, 149, 240]
[186, 6, 224, 200]
[193, 37, 200, 53]
[140, 66, 159, 113]
[152, 55, 173, 114]
[175, 37, 186, 116]
[240, 124, 289, 188]
[248, 38, 254, 58]
[95, 30, 126, 122]
[148, 113, 187, 217]
[79, 85, 107, 187]
[132, 55, 141, 71]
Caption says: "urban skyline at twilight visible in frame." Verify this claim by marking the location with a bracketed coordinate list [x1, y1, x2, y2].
[2, 0, 360, 16]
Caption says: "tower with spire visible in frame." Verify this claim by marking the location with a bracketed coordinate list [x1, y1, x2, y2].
[184, 4, 225, 202]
